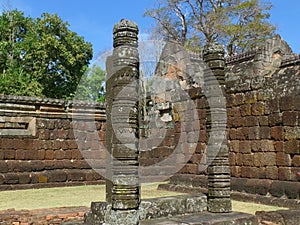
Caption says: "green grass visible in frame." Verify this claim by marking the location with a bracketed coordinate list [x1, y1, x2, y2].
[232, 200, 288, 215]
[0, 183, 288, 214]
[0, 183, 183, 210]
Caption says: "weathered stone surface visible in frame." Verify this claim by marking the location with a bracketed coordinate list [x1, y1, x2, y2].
[141, 211, 258, 225]
[86, 194, 207, 224]
[139, 195, 207, 220]
[204, 43, 232, 213]
[104, 207, 139, 225]
[208, 198, 232, 213]
[256, 210, 300, 225]
[102, 19, 141, 224]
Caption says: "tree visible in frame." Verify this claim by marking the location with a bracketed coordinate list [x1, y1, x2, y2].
[0, 10, 93, 99]
[75, 64, 106, 102]
[145, 0, 276, 55]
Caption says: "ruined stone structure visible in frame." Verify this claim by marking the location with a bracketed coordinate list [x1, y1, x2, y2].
[0, 32, 299, 211]
[85, 19, 235, 225]
[163, 35, 300, 200]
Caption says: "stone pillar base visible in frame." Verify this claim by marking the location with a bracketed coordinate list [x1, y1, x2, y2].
[104, 206, 139, 225]
[84, 194, 207, 225]
[208, 198, 232, 213]
[84, 202, 139, 225]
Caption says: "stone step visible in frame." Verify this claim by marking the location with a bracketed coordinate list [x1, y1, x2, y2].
[140, 211, 258, 225]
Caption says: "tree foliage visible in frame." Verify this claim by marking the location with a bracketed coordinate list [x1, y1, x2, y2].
[0, 10, 93, 99]
[75, 64, 106, 102]
[145, 0, 276, 55]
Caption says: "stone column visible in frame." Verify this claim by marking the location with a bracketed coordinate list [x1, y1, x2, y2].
[203, 43, 232, 213]
[105, 19, 140, 224]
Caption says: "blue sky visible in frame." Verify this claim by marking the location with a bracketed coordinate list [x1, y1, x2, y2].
[1, 0, 300, 60]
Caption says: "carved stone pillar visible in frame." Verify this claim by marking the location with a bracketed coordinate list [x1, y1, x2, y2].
[105, 19, 140, 224]
[203, 43, 232, 213]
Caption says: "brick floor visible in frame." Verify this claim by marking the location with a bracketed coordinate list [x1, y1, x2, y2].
[0, 206, 88, 225]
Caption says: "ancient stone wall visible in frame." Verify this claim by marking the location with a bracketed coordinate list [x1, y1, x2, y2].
[167, 35, 300, 199]
[0, 96, 106, 190]
[225, 36, 300, 198]
[139, 41, 208, 182]
[140, 88, 207, 181]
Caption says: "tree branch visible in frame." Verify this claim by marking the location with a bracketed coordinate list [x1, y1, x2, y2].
[173, 2, 188, 43]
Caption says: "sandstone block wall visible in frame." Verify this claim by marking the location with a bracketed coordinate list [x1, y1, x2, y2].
[226, 75, 300, 182]
[169, 36, 300, 199]
[225, 36, 300, 183]
[0, 96, 106, 190]
[139, 89, 207, 182]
